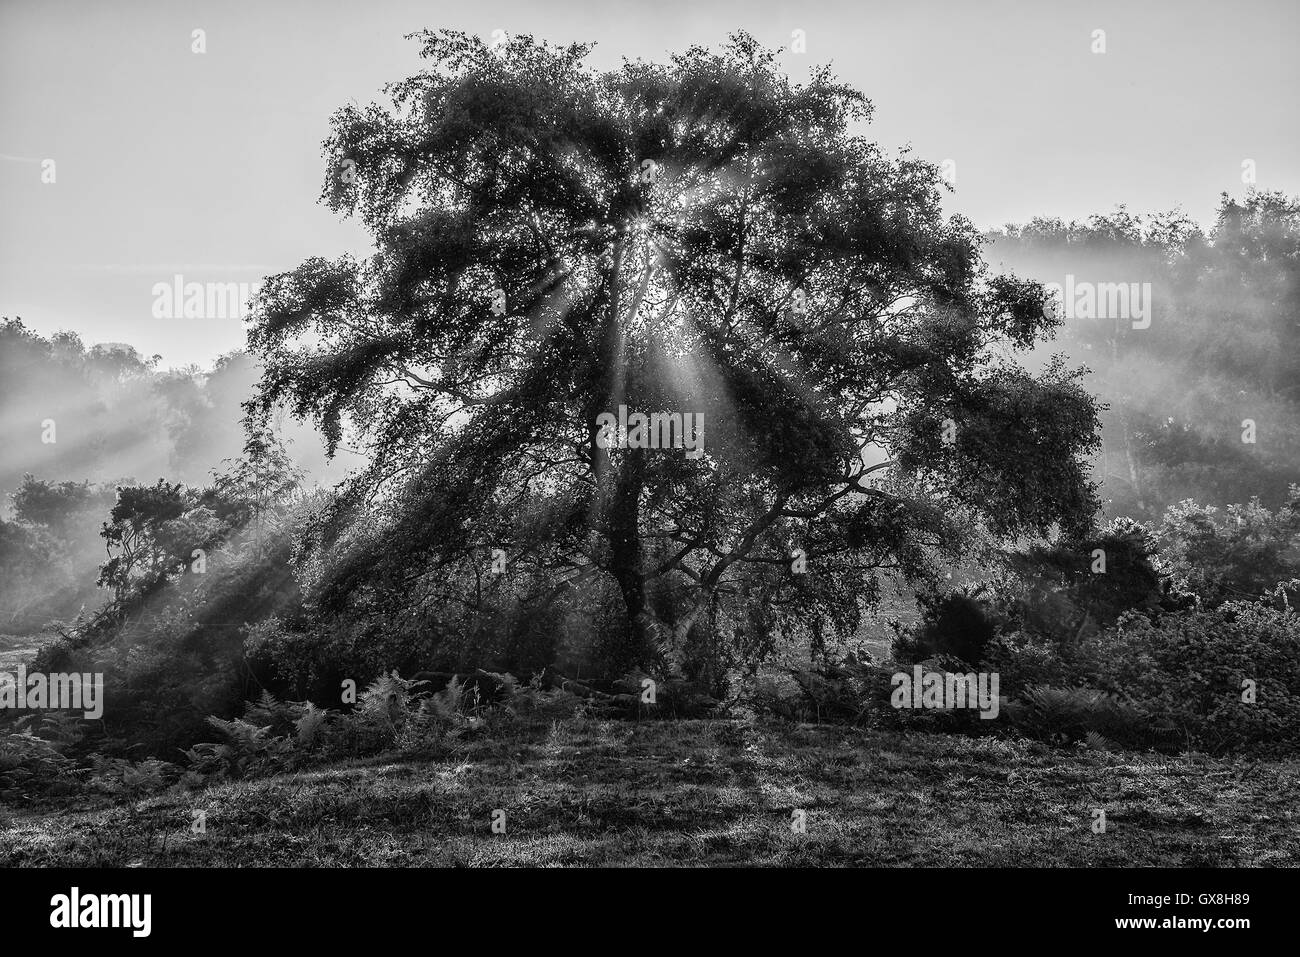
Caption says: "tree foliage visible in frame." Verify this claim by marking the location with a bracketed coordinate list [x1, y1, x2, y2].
[248, 31, 1100, 677]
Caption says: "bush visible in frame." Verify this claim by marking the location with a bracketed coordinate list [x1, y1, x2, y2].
[768, 583, 1300, 757]
[84, 754, 181, 796]
[0, 729, 78, 799]
[1152, 491, 1300, 607]
[764, 653, 994, 733]
[1001, 685, 1164, 750]
[23, 617, 246, 759]
[0, 713, 185, 800]
[984, 629, 1086, 695]
[177, 672, 588, 786]
[897, 593, 998, 666]
[244, 615, 450, 708]
[1089, 601, 1300, 757]
[988, 598, 1300, 756]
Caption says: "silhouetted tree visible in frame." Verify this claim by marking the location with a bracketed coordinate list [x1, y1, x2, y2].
[248, 31, 1100, 677]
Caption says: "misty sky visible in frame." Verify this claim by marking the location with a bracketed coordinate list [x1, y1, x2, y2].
[2, 0, 1297, 368]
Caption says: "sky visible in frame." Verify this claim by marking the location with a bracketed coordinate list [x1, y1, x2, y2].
[2, 0, 1297, 368]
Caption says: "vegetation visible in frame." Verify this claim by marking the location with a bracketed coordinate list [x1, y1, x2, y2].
[2, 32, 1299, 867]
[246, 30, 1099, 681]
[987, 193, 1300, 519]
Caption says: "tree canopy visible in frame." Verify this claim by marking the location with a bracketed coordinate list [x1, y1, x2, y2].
[248, 31, 1100, 678]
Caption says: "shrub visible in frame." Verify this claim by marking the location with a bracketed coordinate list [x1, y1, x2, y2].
[984, 629, 1086, 696]
[183, 715, 296, 781]
[766, 653, 995, 733]
[866, 654, 998, 733]
[989, 599, 1300, 756]
[897, 593, 998, 666]
[1152, 491, 1300, 607]
[1001, 685, 1163, 749]
[243, 616, 442, 708]
[179, 672, 543, 786]
[0, 730, 78, 799]
[1089, 602, 1300, 757]
[84, 754, 180, 796]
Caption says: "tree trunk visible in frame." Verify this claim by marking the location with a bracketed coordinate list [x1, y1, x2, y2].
[1111, 319, 1144, 513]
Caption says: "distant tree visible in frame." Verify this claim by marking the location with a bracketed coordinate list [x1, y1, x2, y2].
[987, 192, 1300, 519]
[1152, 488, 1300, 607]
[97, 479, 199, 604]
[96, 428, 304, 608]
[10, 475, 117, 537]
[0, 476, 117, 631]
[0, 317, 168, 494]
[0, 518, 57, 629]
[248, 31, 1100, 677]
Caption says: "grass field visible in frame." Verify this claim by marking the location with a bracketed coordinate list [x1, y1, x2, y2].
[3, 717, 1296, 867]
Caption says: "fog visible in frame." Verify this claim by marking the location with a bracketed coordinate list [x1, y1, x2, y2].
[982, 197, 1300, 519]
[0, 320, 352, 507]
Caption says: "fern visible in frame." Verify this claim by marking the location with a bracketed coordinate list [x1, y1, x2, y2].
[1012, 685, 1153, 748]
[430, 675, 463, 719]
[197, 715, 293, 777]
[294, 702, 328, 748]
[1084, 730, 1117, 752]
[360, 671, 420, 726]
[0, 731, 77, 795]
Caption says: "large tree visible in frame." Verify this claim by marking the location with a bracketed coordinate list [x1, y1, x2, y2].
[247, 31, 1100, 678]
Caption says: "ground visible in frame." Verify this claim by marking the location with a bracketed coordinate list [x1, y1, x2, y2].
[3, 717, 1296, 867]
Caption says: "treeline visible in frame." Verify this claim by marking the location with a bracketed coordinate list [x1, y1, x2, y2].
[0, 320, 341, 632]
[986, 190, 1300, 518]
